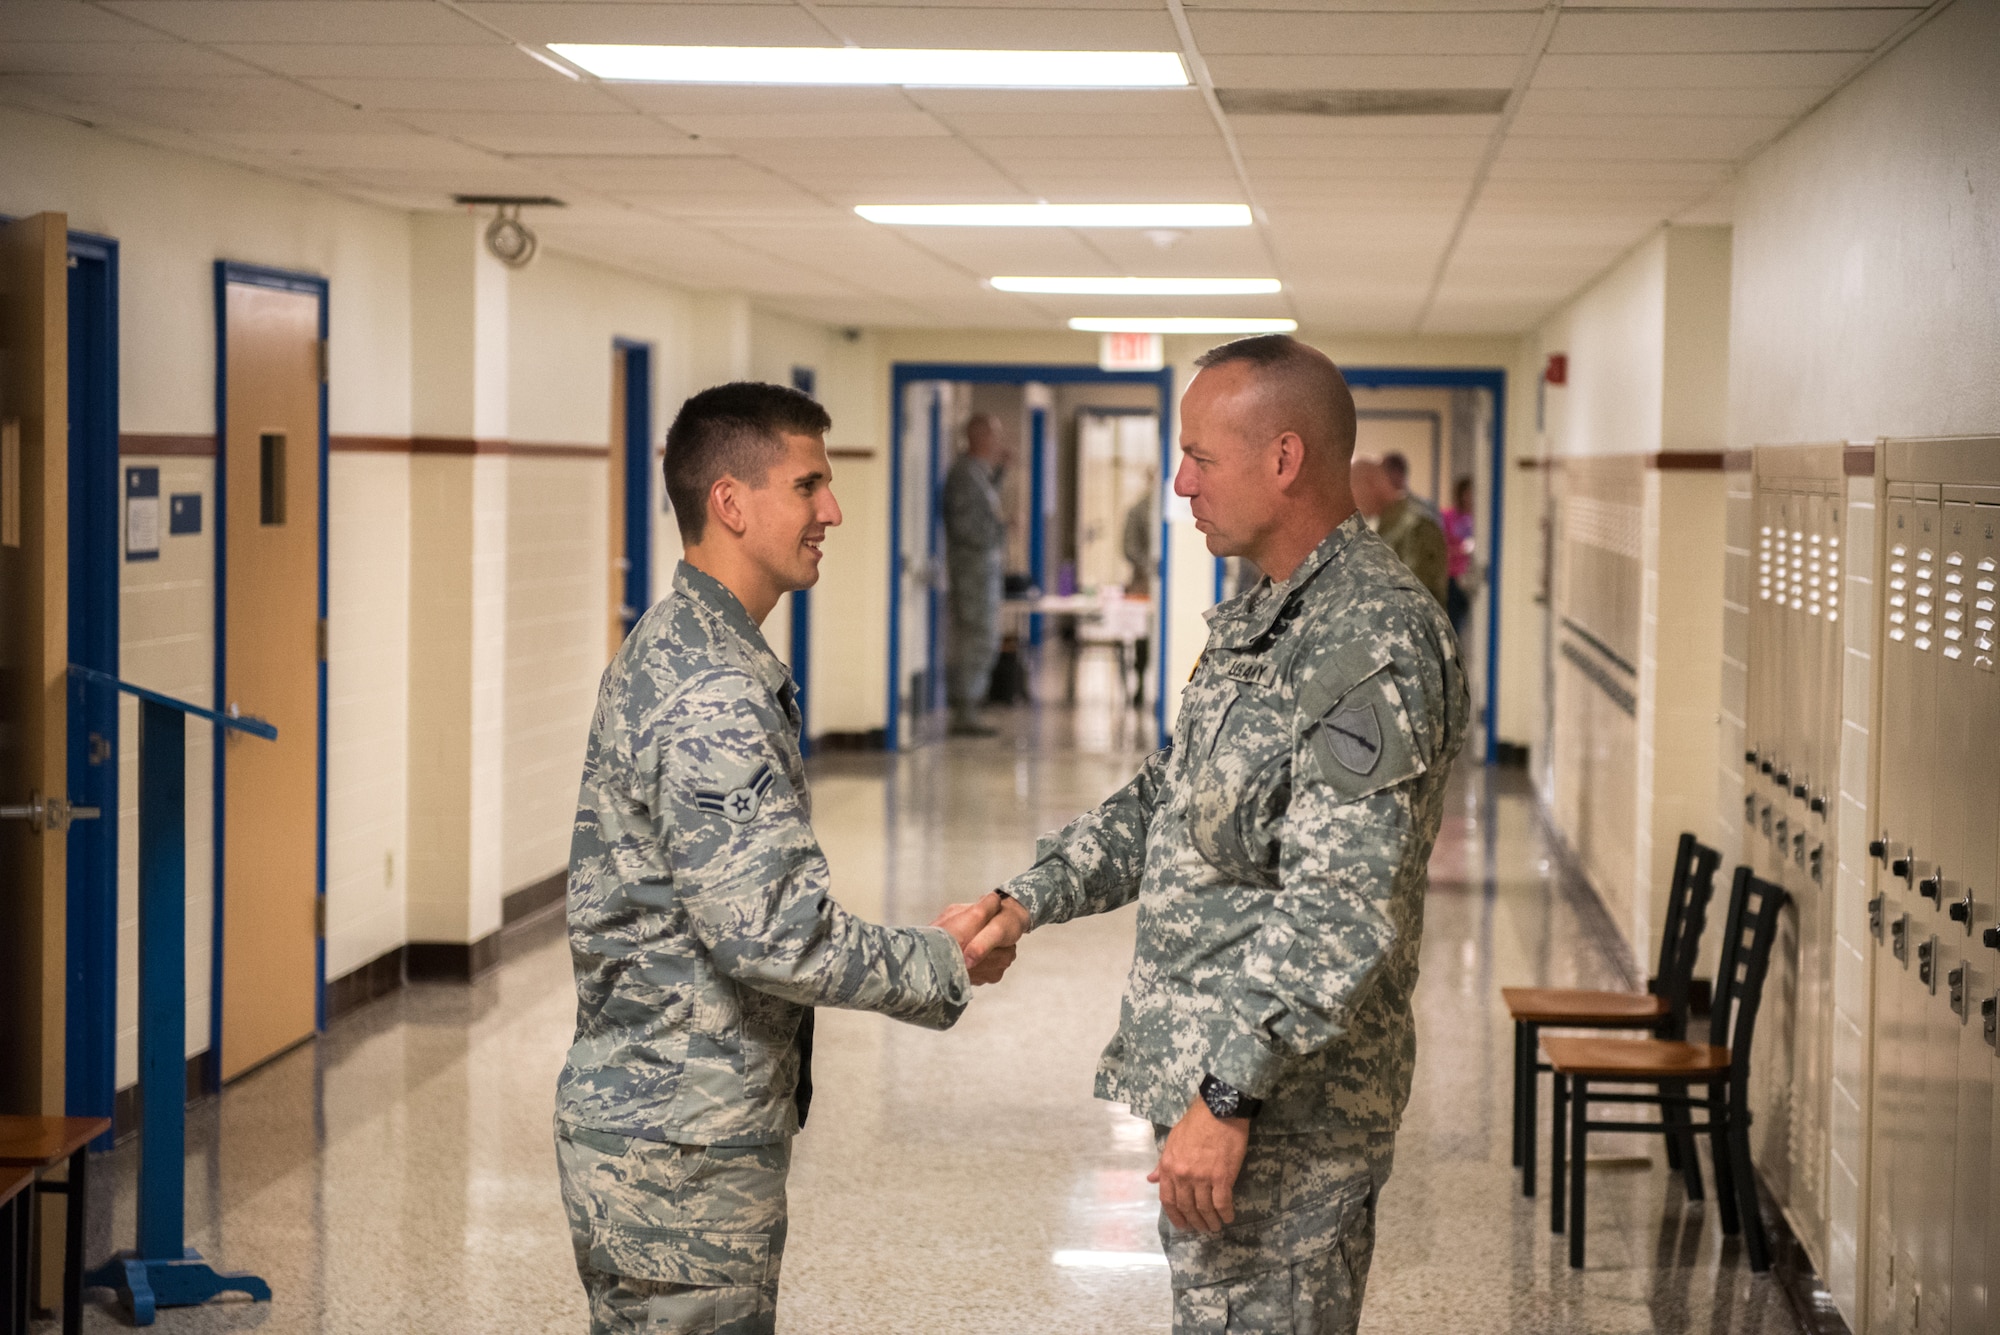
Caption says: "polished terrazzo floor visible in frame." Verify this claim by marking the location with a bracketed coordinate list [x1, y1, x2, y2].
[64, 671, 1807, 1333]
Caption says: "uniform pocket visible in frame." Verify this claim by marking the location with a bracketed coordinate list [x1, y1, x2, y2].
[589, 1220, 771, 1289]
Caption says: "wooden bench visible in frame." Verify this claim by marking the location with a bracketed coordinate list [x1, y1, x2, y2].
[0, 1116, 113, 1335]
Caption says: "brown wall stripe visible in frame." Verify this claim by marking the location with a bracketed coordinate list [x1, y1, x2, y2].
[120, 433, 216, 457]
[1650, 451, 1727, 471]
[333, 436, 610, 459]
[826, 447, 878, 460]
[1844, 445, 1878, 476]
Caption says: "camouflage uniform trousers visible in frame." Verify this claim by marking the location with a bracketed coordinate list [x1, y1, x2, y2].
[556, 1119, 789, 1335]
[1155, 1126, 1393, 1335]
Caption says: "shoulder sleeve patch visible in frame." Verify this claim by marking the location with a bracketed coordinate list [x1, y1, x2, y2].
[1302, 666, 1425, 803]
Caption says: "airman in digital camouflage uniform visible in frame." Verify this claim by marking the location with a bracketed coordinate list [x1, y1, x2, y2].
[555, 382, 995, 1335]
[968, 336, 1468, 1334]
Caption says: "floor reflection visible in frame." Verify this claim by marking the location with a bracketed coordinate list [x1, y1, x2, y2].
[71, 712, 1804, 1334]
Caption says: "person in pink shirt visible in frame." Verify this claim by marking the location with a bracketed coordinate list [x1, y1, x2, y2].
[1442, 475, 1476, 638]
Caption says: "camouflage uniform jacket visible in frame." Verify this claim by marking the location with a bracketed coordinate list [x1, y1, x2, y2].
[557, 562, 971, 1146]
[1002, 514, 1468, 1135]
[1376, 496, 1450, 607]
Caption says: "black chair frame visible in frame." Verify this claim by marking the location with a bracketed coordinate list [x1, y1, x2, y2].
[1511, 832, 1721, 1198]
[1550, 865, 1788, 1272]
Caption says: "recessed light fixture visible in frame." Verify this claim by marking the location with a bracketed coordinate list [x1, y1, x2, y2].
[993, 276, 1281, 296]
[858, 204, 1251, 228]
[1069, 317, 1298, 334]
[549, 44, 1187, 88]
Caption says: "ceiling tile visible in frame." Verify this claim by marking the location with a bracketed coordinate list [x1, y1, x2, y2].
[1517, 84, 1828, 118]
[1189, 11, 1539, 55]
[99, 2, 494, 45]
[1550, 7, 1916, 54]
[219, 43, 543, 80]
[809, 7, 1181, 49]
[0, 40, 248, 76]
[0, 2, 174, 42]
[304, 76, 628, 113]
[670, 111, 953, 139]
[1532, 51, 1867, 89]
[459, 3, 826, 46]
[398, 110, 702, 155]
[1205, 53, 1524, 89]
[928, 110, 1217, 137]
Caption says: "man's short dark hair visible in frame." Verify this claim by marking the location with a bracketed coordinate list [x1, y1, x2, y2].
[664, 382, 831, 543]
[1381, 452, 1409, 487]
[1192, 334, 1358, 463]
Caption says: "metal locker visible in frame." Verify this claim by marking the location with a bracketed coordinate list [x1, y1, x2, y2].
[1943, 495, 1998, 1335]
[1870, 485, 1935, 1333]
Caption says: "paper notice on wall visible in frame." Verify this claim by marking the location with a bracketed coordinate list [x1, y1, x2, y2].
[126, 466, 160, 561]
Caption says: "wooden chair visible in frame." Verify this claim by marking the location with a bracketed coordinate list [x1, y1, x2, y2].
[1544, 866, 1787, 1271]
[1500, 831, 1721, 1198]
[1, 1165, 35, 1335]
[0, 1115, 113, 1335]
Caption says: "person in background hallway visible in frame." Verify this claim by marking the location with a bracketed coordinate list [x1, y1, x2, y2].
[961, 336, 1468, 1335]
[1122, 479, 1155, 709]
[943, 412, 1013, 736]
[554, 382, 1003, 1335]
[1441, 475, 1476, 639]
[1351, 457, 1449, 607]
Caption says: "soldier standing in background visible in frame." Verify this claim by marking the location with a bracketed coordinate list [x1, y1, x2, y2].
[1353, 456, 1450, 608]
[555, 382, 1000, 1335]
[963, 336, 1467, 1335]
[942, 413, 1013, 736]
[1121, 478, 1156, 709]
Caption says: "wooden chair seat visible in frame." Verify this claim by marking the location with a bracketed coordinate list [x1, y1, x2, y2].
[0, 1115, 110, 1335]
[1542, 1035, 1732, 1079]
[1500, 986, 1667, 1026]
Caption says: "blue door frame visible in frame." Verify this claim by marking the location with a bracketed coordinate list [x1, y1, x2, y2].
[1343, 366, 1508, 766]
[212, 261, 331, 1065]
[887, 362, 1177, 750]
[614, 338, 653, 639]
[66, 229, 120, 1141]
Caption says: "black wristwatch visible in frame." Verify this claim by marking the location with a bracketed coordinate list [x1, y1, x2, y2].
[1199, 1073, 1262, 1122]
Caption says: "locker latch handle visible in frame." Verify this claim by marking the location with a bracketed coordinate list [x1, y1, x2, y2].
[1745, 749, 1758, 766]
[1867, 895, 1885, 942]
[1760, 760, 1774, 776]
[1983, 995, 1998, 1049]
[1773, 769, 1790, 788]
[1947, 964, 1968, 1020]
[1808, 845, 1824, 884]
[1917, 937, 1937, 992]
[1891, 916, 1909, 964]
[1948, 889, 1973, 931]
[1891, 855, 1914, 883]
[1868, 837, 1888, 863]
[1791, 782, 1808, 800]
[1919, 873, 1943, 904]
[1809, 794, 1827, 815]
[1984, 925, 2000, 952]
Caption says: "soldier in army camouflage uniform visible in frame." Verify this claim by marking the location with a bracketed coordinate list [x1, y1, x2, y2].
[968, 336, 1468, 1334]
[555, 382, 996, 1335]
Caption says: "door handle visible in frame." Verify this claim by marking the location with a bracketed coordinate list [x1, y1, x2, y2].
[0, 790, 101, 833]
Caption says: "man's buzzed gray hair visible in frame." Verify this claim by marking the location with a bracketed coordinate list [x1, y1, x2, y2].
[1192, 334, 1359, 463]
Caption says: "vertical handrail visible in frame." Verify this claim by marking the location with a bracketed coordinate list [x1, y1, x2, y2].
[69, 665, 273, 1323]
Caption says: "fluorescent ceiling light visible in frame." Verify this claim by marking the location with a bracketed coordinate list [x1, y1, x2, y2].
[993, 276, 1281, 296]
[1070, 317, 1298, 334]
[549, 44, 1187, 88]
[857, 204, 1251, 228]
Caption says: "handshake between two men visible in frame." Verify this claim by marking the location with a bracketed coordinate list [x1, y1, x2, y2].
[930, 890, 1027, 988]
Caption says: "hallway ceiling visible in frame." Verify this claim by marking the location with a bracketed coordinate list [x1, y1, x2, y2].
[0, 0, 1944, 334]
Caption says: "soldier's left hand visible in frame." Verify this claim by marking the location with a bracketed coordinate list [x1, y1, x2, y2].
[1149, 1099, 1251, 1234]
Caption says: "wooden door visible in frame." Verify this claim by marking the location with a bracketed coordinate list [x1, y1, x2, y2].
[0, 213, 70, 1117]
[219, 280, 320, 1082]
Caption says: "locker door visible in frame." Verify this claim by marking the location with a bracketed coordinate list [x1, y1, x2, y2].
[1909, 496, 1954, 1335]
[1870, 493, 1928, 1332]
[1944, 500, 1998, 1335]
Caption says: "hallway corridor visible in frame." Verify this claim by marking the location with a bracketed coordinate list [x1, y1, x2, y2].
[74, 714, 1806, 1334]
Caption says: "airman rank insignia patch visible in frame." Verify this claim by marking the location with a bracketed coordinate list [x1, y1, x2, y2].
[695, 761, 777, 824]
[1325, 701, 1383, 775]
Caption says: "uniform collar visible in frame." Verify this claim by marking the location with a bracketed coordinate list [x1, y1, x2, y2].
[1204, 512, 1366, 648]
[675, 561, 794, 697]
